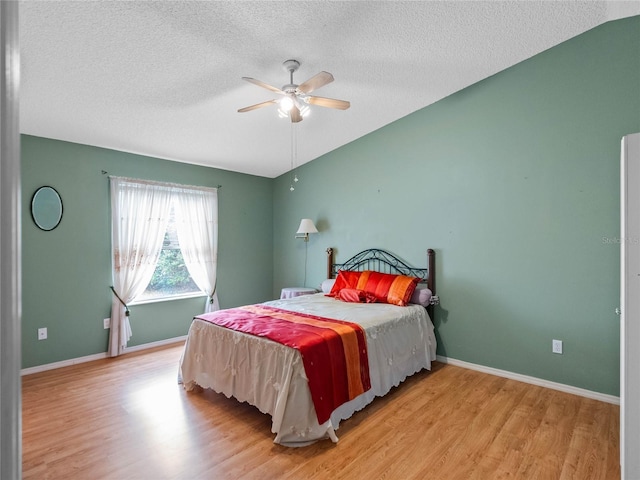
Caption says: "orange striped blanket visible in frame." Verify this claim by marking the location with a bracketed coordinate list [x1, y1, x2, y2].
[195, 304, 371, 423]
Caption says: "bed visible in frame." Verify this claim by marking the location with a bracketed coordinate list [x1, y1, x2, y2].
[179, 247, 439, 446]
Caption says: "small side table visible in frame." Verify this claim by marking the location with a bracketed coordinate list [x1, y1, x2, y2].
[280, 287, 318, 299]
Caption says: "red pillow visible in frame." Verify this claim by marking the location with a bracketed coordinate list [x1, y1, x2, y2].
[337, 288, 377, 303]
[327, 270, 362, 297]
[356, 271, 420, 306]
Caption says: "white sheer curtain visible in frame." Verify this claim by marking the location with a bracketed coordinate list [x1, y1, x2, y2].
[174, 186, 219, 313]
[109, 177, 173, 357]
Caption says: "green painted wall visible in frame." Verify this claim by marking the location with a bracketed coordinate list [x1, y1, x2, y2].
[22, 136, 273, 368]
[273, 16, 640, 396]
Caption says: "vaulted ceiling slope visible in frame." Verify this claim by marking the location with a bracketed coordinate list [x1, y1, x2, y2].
[19, 1, 640, 178]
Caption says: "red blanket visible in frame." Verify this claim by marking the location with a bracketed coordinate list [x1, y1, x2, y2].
[195, 304, 371, 423]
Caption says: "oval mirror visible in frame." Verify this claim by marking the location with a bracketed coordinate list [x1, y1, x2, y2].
[31, 186, 63, 231]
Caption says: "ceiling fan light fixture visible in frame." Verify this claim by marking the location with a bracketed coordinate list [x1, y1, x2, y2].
[280, 96, 294, 112]
[278, 97, 310, 120]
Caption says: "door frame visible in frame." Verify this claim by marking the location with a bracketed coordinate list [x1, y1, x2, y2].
[621, 132, 640, 479]
[0, 1, 21, 478]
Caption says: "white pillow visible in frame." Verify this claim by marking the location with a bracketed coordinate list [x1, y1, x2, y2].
[410, 286, 432, 306]
[321, 278, 336, 294]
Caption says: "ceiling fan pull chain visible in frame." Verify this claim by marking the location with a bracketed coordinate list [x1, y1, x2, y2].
[294, 124, 299, 183]
[290, 122, 295, 191]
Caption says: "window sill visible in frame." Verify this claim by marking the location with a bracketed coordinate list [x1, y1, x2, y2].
[130, 292, 207, 306]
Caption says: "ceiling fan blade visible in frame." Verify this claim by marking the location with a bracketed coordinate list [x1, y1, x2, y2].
[237, 99, 277, 113]
[290, 104, 303, 123]
[241, 77, 284, 94]
[297, 71, 334, 94]
[306, 96, 350, 110]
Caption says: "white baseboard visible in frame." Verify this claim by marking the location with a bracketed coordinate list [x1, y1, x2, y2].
[21, 352, 108, 376]
[436, 355, 620, 405]
[21, 335, 187, 376]
[122, 335, 187, 354]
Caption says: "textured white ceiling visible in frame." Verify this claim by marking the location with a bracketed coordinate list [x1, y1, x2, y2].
[19, 1, 640, 178]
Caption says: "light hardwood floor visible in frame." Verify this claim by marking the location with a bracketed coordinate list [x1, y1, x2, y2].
[22, 343, 620, 479]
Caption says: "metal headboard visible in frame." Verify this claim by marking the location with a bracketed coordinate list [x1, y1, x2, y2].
[326, 247, 437, 299]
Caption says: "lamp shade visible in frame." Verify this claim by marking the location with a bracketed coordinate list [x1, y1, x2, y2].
[296, 219, 318, 235]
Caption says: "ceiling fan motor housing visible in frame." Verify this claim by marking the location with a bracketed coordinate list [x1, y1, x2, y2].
[282, 59, 300, 73]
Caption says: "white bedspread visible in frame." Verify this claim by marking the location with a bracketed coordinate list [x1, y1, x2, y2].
[179, 293, 437, 446]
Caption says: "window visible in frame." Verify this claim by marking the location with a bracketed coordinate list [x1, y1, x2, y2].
[109, 176, 219, 356]
[135, 203, 200, 302]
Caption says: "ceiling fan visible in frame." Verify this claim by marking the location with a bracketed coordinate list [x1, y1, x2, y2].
[238, 59, 350, 123]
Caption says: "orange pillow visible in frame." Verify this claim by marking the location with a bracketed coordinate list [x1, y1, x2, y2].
[327, 270, 362, 297]
[356, 271, 420, 306]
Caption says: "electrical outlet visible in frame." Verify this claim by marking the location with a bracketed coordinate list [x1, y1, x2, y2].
[103, 318, 111, 329]
[38, 327, 47, 340]
[552, 339, 563, 354]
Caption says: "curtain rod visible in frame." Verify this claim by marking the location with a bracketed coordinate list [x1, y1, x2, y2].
[102, 171, 221, 190]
